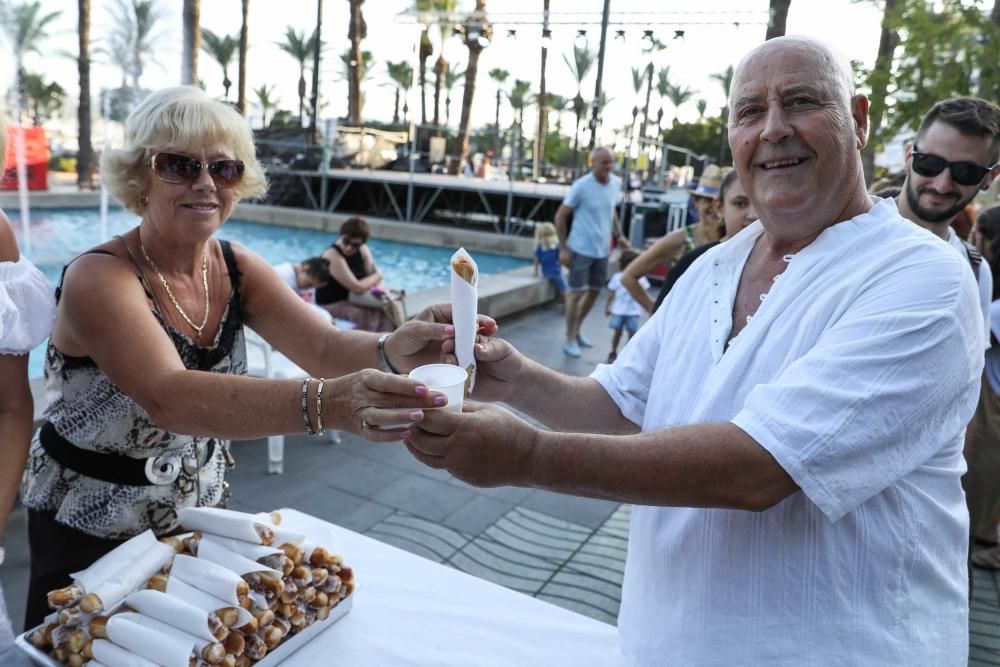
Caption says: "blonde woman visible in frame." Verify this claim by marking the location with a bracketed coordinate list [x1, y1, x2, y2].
[19, 87, 495, 627]
[0, 118, 56, 648]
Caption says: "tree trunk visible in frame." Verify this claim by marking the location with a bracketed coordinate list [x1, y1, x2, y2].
[182, 0, 200, 85]
[237, 0, 249, 114]
[765, 0, 791, 40]
[639, 62, 653, 139]
[309, 0, 323, 142]
[532, 0, 550, 178]
[77, 0, 93, 188]
[348, 0, 366, 123]
[433, 55, 446, 132]
[298, 70, 306, 126]
[450, 1, 488, 175]
[494, 89, 502, 151]
[393, 87, 401, 124]
[419, 31, 432, 126]
[861, 0, 899, 186]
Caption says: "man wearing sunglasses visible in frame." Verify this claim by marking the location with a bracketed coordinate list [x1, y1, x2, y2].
[895, 97, 1000, 343]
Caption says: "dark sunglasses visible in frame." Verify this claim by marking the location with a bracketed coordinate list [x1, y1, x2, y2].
[911, 148, 998, 187]
[342, 238, 364, 249]
[149, 152, 245, 188]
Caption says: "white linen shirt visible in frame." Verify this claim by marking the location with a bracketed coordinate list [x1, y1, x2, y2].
[592, 198, 982, 666]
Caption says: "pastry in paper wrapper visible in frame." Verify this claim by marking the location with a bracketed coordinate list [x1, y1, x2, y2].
[165, 576, 253, 629]
[70, 531, 159, 595]
[104, 615, 194, 666]
[89, 639, 159, 667]
[112, 612, 225, 664]
[169, 554, 244, 605]
[450, 248, 478, 396]
[124, 589, 224, 643]
[177, 507, 301, 545]
[81, 540, 174, 613]
[199, 533, 282, 562]
[196, 536, 283, 577]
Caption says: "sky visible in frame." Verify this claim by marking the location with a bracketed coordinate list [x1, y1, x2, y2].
[0, 0, 884, 146]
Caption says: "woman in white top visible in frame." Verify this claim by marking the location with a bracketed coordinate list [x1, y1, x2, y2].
[0, 121, 57, 650]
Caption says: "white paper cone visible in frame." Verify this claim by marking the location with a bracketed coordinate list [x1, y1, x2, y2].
[88, 541, 174, 612]
[90, 639, 160, 667]
[252, 512, 305, 548]
[177, 507, 274, 544]
[199, 534, 281, 562]
[197, 537, 283, 577]
[113, 612, 216, 660]
[105, 615, 194, 667]
[166, 576, 253, 628]
[169, 554, 244, 605]
[450, 248, 479, 396]
[249, 590, 269, 610]
[71, 531, 158, 594]
[123, 589, 218, 643]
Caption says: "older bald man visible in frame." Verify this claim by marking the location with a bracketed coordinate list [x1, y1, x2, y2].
[407, 37, 981, 665]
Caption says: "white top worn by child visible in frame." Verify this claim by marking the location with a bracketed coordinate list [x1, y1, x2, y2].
[605, 249, 648, 363]
[607, 270, 649, 318]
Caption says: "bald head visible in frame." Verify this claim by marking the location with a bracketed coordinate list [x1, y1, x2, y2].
[590, 146, 614, 183]
[730, 36, 855, 120]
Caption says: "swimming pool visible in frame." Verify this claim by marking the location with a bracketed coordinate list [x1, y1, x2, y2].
[12, 208, 529, 378]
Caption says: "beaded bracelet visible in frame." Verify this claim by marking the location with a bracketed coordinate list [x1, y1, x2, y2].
[315, 378, 326, 436]
[301, 378, 316, 435]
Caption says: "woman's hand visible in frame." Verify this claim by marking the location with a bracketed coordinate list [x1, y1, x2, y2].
[325, 369, 448, 442]
[404, 402, 538, 488]
[385, 304, 498, 373]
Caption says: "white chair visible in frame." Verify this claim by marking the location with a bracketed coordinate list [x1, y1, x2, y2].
[244, 306, 350, 473]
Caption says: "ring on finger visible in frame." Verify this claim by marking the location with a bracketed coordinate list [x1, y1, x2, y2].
[361, 417, 370, 430]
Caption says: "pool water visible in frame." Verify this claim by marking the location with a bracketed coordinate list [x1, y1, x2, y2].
[11, 208, 529, 378]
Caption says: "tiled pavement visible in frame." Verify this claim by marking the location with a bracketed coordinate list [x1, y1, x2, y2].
[4, 298, 1000, 663]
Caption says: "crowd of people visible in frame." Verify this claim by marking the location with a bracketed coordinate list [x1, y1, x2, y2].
[0, 33, 999, 666]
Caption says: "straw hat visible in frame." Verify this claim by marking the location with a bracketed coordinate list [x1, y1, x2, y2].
[687, 164, 724, 199]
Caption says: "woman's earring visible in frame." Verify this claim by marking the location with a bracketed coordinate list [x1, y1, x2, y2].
[139, 194, 149, 207]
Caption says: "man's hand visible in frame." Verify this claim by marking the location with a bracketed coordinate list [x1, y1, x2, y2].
[404, 402, 537, 488]
[559, 247, 571, 268]
[387, 304, 498, 373]
[617, 235, 632, 250]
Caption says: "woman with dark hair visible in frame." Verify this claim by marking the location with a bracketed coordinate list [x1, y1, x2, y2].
[967, 205, 1000, 569]
[316, 217, 394, 331]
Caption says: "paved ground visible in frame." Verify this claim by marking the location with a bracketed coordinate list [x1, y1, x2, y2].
[4, 294, 1000, 665]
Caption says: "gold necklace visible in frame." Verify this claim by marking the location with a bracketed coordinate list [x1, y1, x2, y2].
[138, 230, 211, 337]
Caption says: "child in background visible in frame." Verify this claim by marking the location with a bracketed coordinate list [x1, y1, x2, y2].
[533, 222, 566, 306]
[605, 249, 647, 363]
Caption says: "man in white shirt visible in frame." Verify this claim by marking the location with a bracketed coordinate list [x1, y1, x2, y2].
[404, 36, 982, 665]
[894, 97, 1000, 342]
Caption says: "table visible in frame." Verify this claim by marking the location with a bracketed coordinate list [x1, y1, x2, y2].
[278, 510, 628, 666]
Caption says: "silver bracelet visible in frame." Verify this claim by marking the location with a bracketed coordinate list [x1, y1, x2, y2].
[301, 378, 316, 435]
[376, 333, 399, 374]
[315, 378, 326, 436]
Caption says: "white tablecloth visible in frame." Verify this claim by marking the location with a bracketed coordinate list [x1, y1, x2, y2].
[280, 510, 627, 666]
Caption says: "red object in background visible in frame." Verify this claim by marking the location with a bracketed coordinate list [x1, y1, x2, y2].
[1, 125, 48, 190]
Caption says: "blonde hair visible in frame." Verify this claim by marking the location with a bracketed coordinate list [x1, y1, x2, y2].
[534, 222, 559, 250]
[100, 86, 267, 215]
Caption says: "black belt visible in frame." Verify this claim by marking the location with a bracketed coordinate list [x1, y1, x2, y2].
[39, 421, 216, 486]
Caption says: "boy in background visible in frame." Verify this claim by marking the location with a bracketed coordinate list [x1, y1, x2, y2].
[605, 249, 647, 362]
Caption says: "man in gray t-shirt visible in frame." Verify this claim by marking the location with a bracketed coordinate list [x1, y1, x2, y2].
[554, 147, 628, 357]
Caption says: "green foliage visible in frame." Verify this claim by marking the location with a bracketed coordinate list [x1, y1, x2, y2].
[386, 60, 414, 91]
[508, 79, 532, 124]
[563, 45, 596, 93]
[21, 71, 64, 124]
[339, 49, 375, 81]
[659, 117, 730, 166]
[0, 0, 61, 60]
[861, 0, 999, 151]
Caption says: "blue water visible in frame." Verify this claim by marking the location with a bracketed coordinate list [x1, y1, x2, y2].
[11, 208, 529, 378]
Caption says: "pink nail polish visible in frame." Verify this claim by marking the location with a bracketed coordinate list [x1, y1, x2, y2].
[414, 385, 427, 395]
[400, 430, 411, 440]
[444, 325, 455, 334]
[410, 410, 424, 421]
[433, 395, 447, 406]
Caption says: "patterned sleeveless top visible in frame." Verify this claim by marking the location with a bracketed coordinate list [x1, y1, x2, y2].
[20, 237, 248, 539]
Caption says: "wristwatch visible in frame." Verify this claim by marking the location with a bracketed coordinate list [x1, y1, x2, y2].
[376, 333, 400, 374]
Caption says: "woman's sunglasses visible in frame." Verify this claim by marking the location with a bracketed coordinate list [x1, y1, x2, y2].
[911, 148, 998, 187]
[342, 238, 364, 249]
[149, 152, 245, 188]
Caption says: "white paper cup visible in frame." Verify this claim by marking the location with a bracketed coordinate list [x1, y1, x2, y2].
[409, 364, 468, 412]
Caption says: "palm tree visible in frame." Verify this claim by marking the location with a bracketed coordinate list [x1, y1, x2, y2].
[385, 60, 414, 125]
[77, 0, 93, 188]
[431, 0, 457, 130]
[488, 67, 508, 151]
[696, 98, 707, 120]
[0, 0, 62, 124]
[765, 0, 792, 40]
[21, 72, 65, 125]
[533, 0, 551, 177]
[709, 64, 734, 163]
[105, 0, 162, 90]
[564, 44, 595, 167]
[339, 49, 374, 118]
[639, 39, 666, 139]
[508, 78, 531, 169]
[309, 0, 323, 140]
[254, 84, 278, 128]
[237, 0, 249, 114]
[450, 0, 491, 174]
[545, 92, 569, 135]
[277, 26, 318, 127]
[443, 62, 464, 128]
[630, 68, 644, 97]
[181, 0, 200, 85]
[347, 0, 366, 123]
[667, 83, 696, 124]
[414, 0, 435, 125]
[201, 29, 238, 99]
